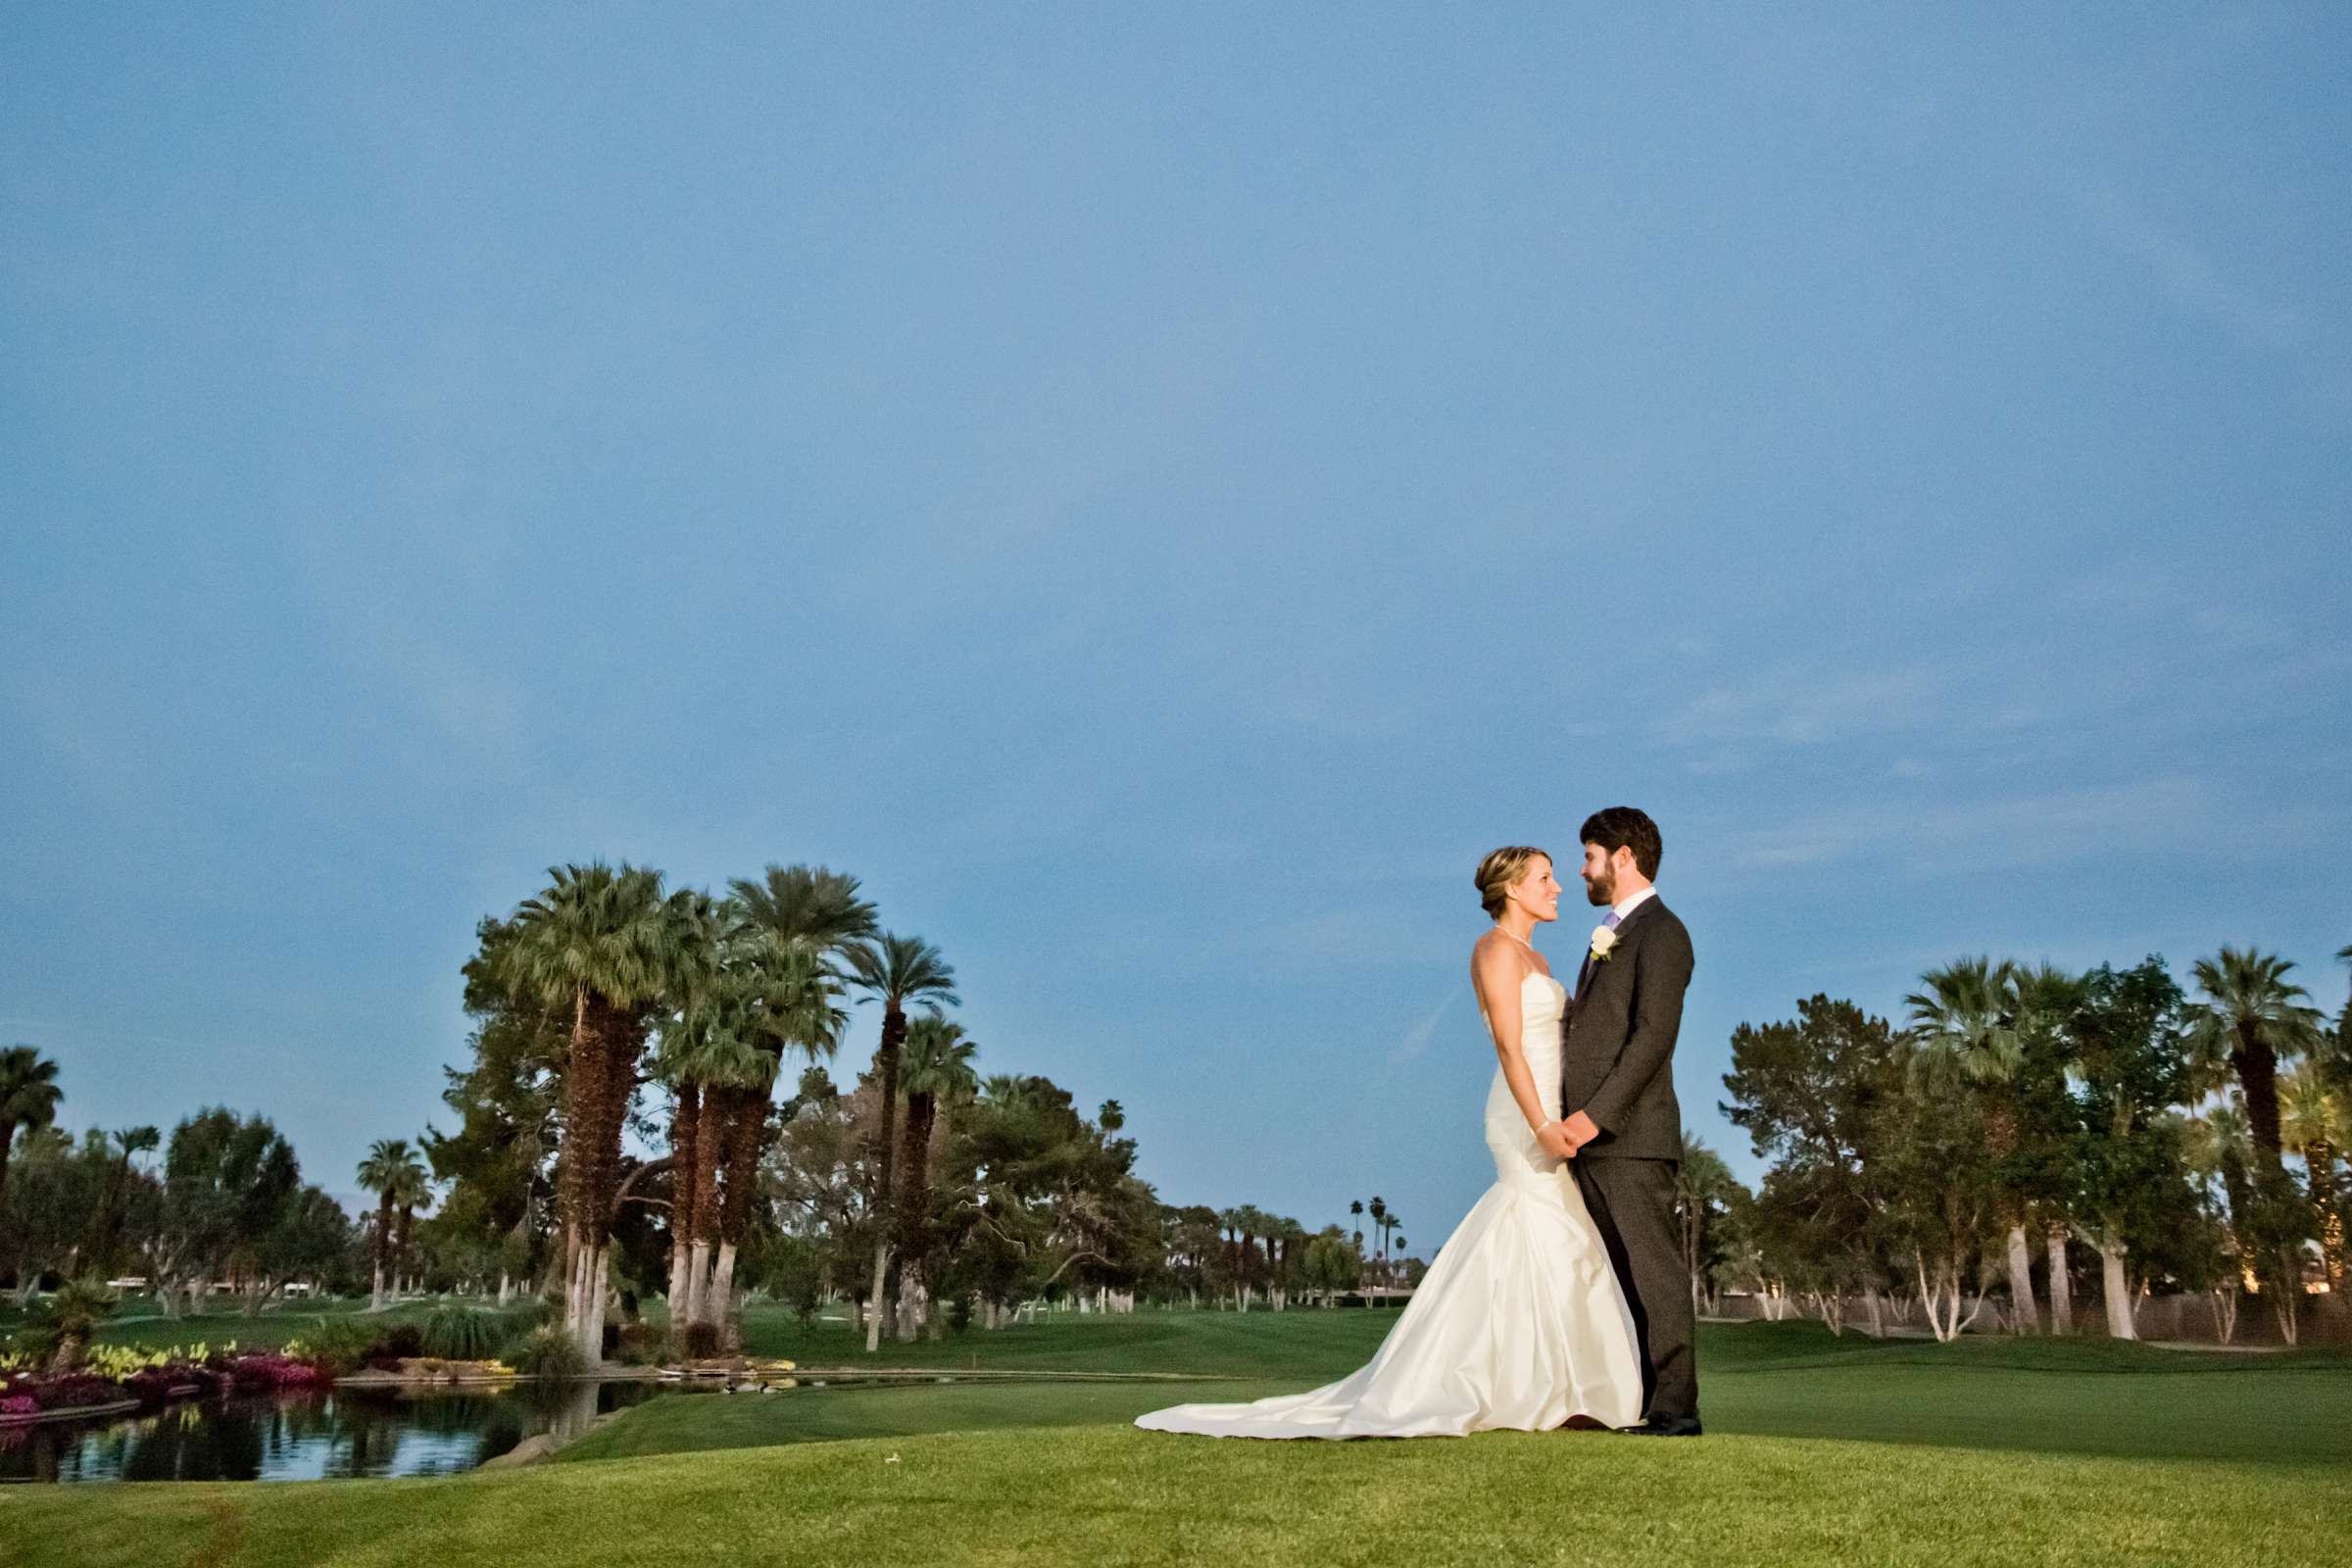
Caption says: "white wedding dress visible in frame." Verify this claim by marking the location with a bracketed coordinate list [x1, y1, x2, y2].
[1137, 968, 1642, 1439]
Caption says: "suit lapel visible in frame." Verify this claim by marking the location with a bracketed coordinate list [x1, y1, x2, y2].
[1573, 895, 1667, 1007]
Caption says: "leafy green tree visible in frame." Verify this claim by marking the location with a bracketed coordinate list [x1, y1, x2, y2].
[4, 1125, 102, 1301]
[1721, 997, 1904, 1333]
[0, 1046, 64, 1221]
[2069, 959, 2202, 1341]
[251, 1186, 357, 1312]
[434, 916, 569, 1306]
[1301, 1228, 1361, 1306]
[149, 1108, 300, 1317]
[842, 932, 956, 1350]
[1878, 1041, 2006, 1343]
[931, 1075, 1147, 1327]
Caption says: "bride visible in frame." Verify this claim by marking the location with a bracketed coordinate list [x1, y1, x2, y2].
[1136, 846, 1642, 1439]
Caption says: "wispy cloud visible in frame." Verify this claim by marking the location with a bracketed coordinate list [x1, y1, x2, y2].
[1722, 774, 2214, 874]
[2072, 185, 2306, 353]
[1654, 662, 1968, 750]
[1387, 986, 1460, 1069]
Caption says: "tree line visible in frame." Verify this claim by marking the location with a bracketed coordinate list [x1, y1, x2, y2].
[0, 858, 1405, 1350]
[1693, 945, 2350, 1345]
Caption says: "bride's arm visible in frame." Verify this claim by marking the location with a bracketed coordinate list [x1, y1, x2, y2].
[1472, 938, 1560, 1143]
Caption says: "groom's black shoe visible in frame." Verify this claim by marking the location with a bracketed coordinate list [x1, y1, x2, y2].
[1620, 1416, 1703, 1438]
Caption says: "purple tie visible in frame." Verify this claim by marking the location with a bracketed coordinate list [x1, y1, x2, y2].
[1577, 908, 1623, 995]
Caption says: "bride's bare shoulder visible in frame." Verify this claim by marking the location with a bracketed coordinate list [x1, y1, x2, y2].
[1470, 930, 1523, 981]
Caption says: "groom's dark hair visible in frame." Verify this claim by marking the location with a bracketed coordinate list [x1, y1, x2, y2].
[1580, 807, 1661, 880]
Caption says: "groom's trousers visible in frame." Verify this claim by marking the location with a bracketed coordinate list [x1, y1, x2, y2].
[1571, 1157, 1696, 1424]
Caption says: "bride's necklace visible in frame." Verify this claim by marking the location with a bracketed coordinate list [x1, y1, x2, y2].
[1493, 922, 1537, 953]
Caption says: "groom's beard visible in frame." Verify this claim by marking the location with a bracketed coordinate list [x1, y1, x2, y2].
[1584, 869, 1615, 906]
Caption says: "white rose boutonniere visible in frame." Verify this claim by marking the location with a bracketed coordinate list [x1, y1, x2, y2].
[1589, 926, 1619, 963]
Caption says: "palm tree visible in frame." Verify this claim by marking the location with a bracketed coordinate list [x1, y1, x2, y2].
[90, 1124, 159, 1270]
[662, 906, 847, 1340]
[896, 1015, 978, 1335]
[2188, 948, 2327, 1170]
[843, 932, 957, 1351]
[1233, 1204, 1268, 1309]
[2188, 950, 2328, 1335]
[649, 1025, 709, 1331]
[356, 1139, 426, 1311]
[390, 1155, 432, 1297]
[502, 861, 702, 1359]
[0, 1047, 63, 1219]
[1903, 956, 2023, 1092]
[1905, 956, 2052, 1332]
[2182, 1100, 2256, 1340]
[729, 864, 878, 960]
[2280, 1062, 2345, 1292]
[1675, 1134, 1739, 1318]
[35, 1278, 115, 1373]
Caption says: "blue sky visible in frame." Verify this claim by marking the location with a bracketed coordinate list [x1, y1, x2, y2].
[4, 7, 2346, 1241]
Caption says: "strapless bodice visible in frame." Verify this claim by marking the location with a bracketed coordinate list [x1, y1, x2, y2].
[1484, 968, 1570, 1186]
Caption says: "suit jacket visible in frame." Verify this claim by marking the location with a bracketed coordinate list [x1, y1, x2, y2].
[1561, 895, 1693, 1161]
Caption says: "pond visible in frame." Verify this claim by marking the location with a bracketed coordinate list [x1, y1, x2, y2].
[0, 1380, 683, 1485]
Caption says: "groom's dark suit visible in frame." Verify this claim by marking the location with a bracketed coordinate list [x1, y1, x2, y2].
[1562, 892, 1696, 1426]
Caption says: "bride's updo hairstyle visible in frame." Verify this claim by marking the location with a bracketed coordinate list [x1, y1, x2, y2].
[1475, 846, 1548, 918]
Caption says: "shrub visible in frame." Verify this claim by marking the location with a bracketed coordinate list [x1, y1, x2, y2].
[422, 1304, 507, 1361]
[679, 1321, 722, 1359]
[503, 1324, 586, 1380]
[501, 1296, 559, 1334]
[222, 1351, 324, 1389]
[26, 1372, 122, 1411]
[367, 1323, 425, 1367]
[612, 1322, 673, 1367]
[304, 1316, 380, 1377]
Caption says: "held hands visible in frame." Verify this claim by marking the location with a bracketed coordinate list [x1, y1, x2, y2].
[1539, 1110, 1602, 1160]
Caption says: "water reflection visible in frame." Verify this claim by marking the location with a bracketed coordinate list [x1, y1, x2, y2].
[0, 1381, 669, 1485]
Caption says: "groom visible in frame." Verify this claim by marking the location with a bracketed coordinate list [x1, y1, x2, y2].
[1545, 807, 1699, 1437]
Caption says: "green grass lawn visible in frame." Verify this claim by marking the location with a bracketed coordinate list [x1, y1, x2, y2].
[3, 1295, 405, 1355]
[7, 1310, 2349, 1567]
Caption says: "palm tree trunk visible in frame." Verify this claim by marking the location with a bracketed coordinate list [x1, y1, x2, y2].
[2005, 1223, 2038, 1334]
[687, 1089, 726, 1330]
[2045, 1224, 2074, 1335]
[714, 1086, 763, 1353]
[668, 1084, 701, 1328]
[2233, 1030, 2284, 1169]
[863, 1002, 907, 1353]
[0, 1121, 16, 1219]
[893, 1093, 939, 1340]
[370, 1194, 393, 1311]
